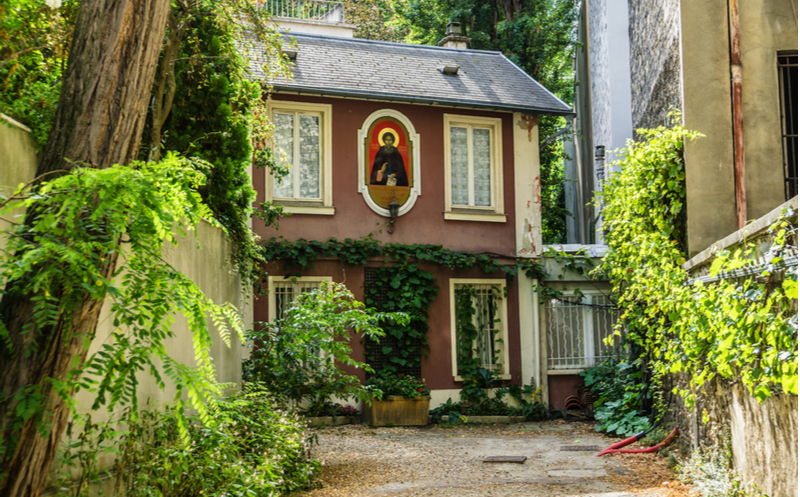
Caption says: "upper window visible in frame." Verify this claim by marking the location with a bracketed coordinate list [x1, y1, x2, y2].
[778, 52, 797, 200]
[449, 279, 510, 380]
[545, 292, 620, 373]
[267, 101, 333, 215]
[267, 276, 332, 321]
[443, 114, 505, 222]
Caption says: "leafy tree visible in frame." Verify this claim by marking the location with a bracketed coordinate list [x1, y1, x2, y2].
[243, 282, 408, 409]
[0, 0, 79, 148]
[343, 0, 408, 42]
[0, 0, 173, 491]
[0, 0, 286, 493]
[390, 0, 578, 243]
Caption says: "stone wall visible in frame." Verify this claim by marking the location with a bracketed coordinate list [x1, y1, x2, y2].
[666, 376, 798, 497]
[628, 0, 682, 132]
[669, 197, 799, 496]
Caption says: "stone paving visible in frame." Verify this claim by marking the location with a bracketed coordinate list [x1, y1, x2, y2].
[297, 421, 690, 497]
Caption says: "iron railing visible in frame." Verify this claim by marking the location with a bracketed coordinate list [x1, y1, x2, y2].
[257, 0, 345, 23]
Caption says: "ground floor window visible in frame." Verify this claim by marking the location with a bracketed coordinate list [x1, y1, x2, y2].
[545, 292, 619, 372]
[450, 279, 510, 380]
[267, 276, 332, 321]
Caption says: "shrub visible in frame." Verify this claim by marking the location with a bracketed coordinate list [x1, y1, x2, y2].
[243, 282, 408, 407]
[580, 358, 651, 437]
[365, 372, 430, 400]
[54, 384, 320, 497]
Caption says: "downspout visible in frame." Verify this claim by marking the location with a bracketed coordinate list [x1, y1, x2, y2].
[728, 0, 747, 229]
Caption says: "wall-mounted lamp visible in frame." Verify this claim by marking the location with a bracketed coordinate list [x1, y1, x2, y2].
[387, 193, 400, 234]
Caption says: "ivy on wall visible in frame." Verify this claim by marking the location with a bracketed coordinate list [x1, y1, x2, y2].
[261, 236, 547, 378]
[598, 119, 798, 404]
[261, 235, 547, 282]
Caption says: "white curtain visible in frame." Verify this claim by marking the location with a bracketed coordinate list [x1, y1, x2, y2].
[273, 112, 294, 198]
[450, 126, 469, 205]
[473, 128, 492, 206]
[298, 114, 320, 199]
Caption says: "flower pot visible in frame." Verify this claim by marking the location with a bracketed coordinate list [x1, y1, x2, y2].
[363, 395, 430, 427]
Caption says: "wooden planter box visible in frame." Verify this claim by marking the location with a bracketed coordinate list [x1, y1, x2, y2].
[364, 395, 431, 427]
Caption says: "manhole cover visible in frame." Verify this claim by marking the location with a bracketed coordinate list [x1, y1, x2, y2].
[560, 445, 600, 451]
[483, 456, 527, 463]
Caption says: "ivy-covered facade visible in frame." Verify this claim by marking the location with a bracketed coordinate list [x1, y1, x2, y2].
[247, 20, 579, 406]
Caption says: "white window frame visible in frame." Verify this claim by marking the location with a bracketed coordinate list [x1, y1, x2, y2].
[449, 278, 511, 381]
[545, 290, 619, 375]
[265, 101, 334, 215]
[443, 114, 505, 223]
[267, 275, 333, 321]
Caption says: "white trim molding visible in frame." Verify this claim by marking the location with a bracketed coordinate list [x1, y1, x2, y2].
[443, 114, 505, 222]
[448, 278, 511, 382]
[265, 100, 334, 215]
[357, 109, 421, 217]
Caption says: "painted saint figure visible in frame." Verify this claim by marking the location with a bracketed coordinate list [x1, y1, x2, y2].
[370, 132, 408, 186]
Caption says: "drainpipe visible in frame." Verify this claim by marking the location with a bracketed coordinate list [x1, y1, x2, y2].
[728, 0, 746, 229]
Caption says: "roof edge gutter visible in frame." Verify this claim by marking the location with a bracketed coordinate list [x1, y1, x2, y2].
[268, 85, 575, 117]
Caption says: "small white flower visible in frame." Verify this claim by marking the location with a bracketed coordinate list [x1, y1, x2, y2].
[45, 0, 61, 8]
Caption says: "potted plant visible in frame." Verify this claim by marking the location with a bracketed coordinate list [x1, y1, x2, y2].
[363, 373, 431, 426]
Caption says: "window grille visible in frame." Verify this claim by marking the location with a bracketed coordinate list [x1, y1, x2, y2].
[272, 280, 325, 320]
[779, 53, 798, 200]
[546, 294, 619, 370]
[455, 283, 504, 374]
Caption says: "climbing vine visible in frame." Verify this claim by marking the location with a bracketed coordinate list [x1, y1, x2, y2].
[261, 235, 547, 282]
[597, 119, 797, 404]
[261, 236, 547, 377]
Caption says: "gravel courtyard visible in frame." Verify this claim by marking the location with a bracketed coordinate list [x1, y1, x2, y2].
[296, 421, 691, 497]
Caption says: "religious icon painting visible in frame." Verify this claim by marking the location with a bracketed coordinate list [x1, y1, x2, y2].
[365, 116, 413, 209]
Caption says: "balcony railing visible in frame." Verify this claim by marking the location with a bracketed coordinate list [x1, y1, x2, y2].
[257, 0, 345, 23]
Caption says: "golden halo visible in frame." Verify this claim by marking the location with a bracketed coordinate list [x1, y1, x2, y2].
[377, 127, 400, 146]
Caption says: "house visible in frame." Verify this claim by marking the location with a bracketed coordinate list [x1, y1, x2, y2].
[242, 12, 629, 408]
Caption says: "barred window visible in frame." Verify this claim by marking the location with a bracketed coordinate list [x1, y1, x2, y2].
[450, 279, 510, 380]
[546, 293, 620, 371]
[779, 52, 798, 200]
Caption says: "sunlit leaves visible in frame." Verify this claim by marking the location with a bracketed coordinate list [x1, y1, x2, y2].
[599, 119, 797, 404]
[0, 154, 245, 444]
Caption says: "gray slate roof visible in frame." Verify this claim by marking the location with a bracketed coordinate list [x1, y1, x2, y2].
[246, 33, 573, 115]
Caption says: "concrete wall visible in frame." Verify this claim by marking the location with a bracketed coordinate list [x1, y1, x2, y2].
[668, 376, 798, 497]
[0, 119, 252, 423]
[0, 115, 38, 256]
[672, 201, 799, 496]
[630, 0, 798, 256]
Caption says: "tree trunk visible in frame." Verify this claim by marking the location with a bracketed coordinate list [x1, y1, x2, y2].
[0, 0, 170, 494]
[149, 11, 192, 162]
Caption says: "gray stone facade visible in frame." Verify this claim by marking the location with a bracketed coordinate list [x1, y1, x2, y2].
[628, 0, 682, 133]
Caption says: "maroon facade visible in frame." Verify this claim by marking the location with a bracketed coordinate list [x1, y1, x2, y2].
[253, 93, 528, 391]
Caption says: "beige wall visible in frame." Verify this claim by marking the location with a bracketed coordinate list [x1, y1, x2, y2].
[680, 0, 738, 256]
[0, 120, 252, 424]
[0, 116, 39, 256]
[680, 0, 798, 256]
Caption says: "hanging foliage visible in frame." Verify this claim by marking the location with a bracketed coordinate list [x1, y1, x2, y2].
[598, 120, 797, 405]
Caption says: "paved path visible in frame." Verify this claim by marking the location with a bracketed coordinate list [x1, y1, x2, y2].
[297, 421, 690, 497]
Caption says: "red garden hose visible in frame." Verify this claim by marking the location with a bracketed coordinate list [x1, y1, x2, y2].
[597, 427, 680, 456]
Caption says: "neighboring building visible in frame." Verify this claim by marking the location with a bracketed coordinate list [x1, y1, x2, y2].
[242, 11, 629, 408]
[569, 0, 634, 245]
[629, 0, 798, 257]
